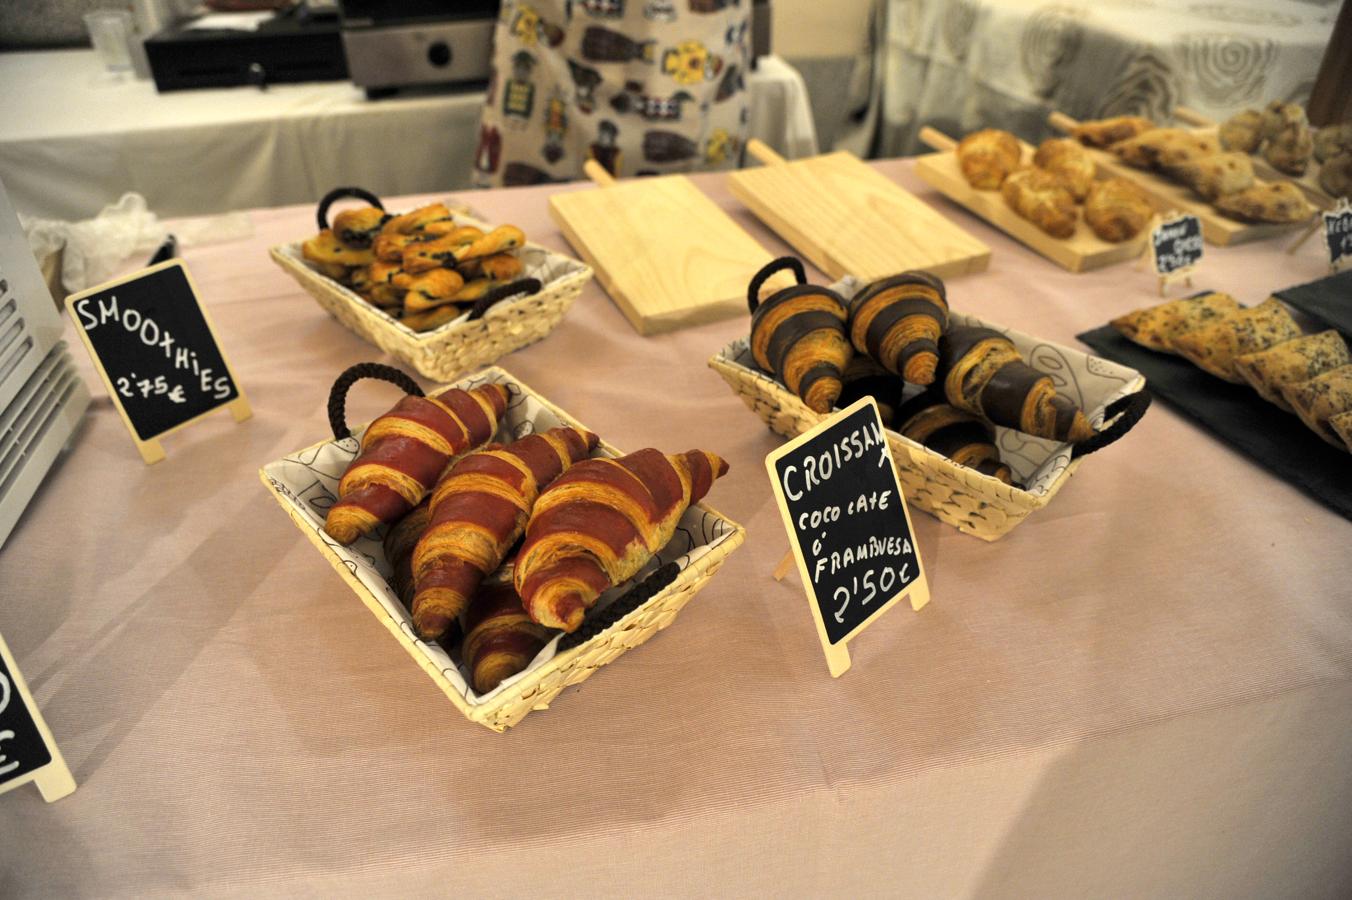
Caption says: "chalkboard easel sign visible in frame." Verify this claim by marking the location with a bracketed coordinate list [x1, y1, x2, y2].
[1323, 199, 1352, 272]
[765, 397, 930, 677]
[64, 260, 251, 464]
[0, 632, 75, 803]
[1147, 213, 1204, 295]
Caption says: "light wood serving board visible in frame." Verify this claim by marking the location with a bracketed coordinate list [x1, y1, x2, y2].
[1048, 111, 1310, 246]
[727, 142, 991, 281]
[912, 128, 1149, 273]
[549, 166, 775, 335]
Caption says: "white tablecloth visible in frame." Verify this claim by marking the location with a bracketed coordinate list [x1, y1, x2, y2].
[870, 0, 1340, 156]
[0, 50, 817, 220]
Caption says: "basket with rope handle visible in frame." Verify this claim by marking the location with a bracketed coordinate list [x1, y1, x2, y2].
[270, 187, 594, 382]
[260, 362, 745, 731]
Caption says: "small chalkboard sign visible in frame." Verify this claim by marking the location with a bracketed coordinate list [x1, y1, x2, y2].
[0, 632, 75, 803]
[65, 260, 251, 463]
[1150, 213, 1204, 278]
[766, 397, 930, 677]
[1323, 200, 1352, 271]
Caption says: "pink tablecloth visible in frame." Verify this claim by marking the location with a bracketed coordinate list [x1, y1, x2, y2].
[2, 161, 1350, 898]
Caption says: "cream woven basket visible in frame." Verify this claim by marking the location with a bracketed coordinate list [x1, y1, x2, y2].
[259, 365, 745, 732]
[269, 193, 592, 382]
[709, 274, 1149, 541]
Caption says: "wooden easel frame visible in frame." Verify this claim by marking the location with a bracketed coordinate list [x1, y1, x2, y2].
[765, 397, 931, 677]
[0, 632, 75, 803]
[64, 259, 252, 464]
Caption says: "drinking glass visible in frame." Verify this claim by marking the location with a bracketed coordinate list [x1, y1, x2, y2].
[83, 10, 136, 78]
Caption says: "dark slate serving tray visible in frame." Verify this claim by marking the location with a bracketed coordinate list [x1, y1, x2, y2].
[1078, 325, 1352, 522]
[1275, 269, 1352, 337]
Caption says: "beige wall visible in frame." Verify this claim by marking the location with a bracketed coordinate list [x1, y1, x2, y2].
[772, 0, 876, 58]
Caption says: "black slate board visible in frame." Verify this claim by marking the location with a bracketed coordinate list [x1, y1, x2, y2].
[1077, 325, 1352, 522]
[1274, 269, 1352, 337]
[1, 650, 53, 789]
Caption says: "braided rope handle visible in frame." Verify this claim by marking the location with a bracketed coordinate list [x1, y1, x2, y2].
[556, 562, 682, 652]
[1072, 389, 1152, 459]
[467, 277, 544, 321]
[327, 362, 424, 441]
[747, 256, 807, 314]
[316, 186, 385, 232]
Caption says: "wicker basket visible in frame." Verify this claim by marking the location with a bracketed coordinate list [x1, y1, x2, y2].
[259, 365, 745, 732]
[269, 209, 592, 381]
[710, 309, 1149, 541]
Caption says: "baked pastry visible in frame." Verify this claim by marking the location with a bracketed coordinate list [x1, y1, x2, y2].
[373, 232, 426, 263]
[401, 228, 486, 273]
[303, 229, 376, 268]
[1112, 129, 1219, 170]
[1263, 104, 1313, 176]
[410, 426, 598, 641]
[1281, 365, 1352, 449]
[1001, 169, 1078, 239]
[1320, 152, 1352, 198]
[395, 269, 467, 313]
[1034, 138, 1095, 201]
[847, 272, 949, 385]
[323, 384, 510, 545]
[383, 500, 431, 609]
[331, 207, 391, 248]
[750, 278, 852, 414]
[837, 356, 904, 424]
[1329, 411, 1352, 452]
[1071, 116, 1155, 148]
[956, 129, 1022, 190]
[1171, 297, 1302, 383]
[382, 202, 454, 235]
[515, 449, 728, 632]
[1212, 183, 1314, 224]
[463, 582, 555, 693]
[894, 388, 1013, 483]
[1167, 152, 1254, 200]
[463, 253, 525, 283]
[1314, 123, 1352, 164]
[1234, 331, 1351, 411]
[1219, 109, 1265, 153]
[452, 225, 527, 264]
[1084, 177, 1153, 242]
[1110, 292, 1243, 354]
[937, 325, 1096, 443]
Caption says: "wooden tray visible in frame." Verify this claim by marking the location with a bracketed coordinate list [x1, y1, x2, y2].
[727, 140, 991, 281]
[912, 127, 1149, 273]
[1047, 111, 1309, 246]
[1173, 106, 1335, 210]
[549, 162, 776, 336]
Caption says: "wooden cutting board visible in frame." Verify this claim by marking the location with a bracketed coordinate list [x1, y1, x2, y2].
[1047, 111, 1311, 246]
[912, 128, 1149, 273]
[727, 141, 991, 281]
[549, 164, 776, 336]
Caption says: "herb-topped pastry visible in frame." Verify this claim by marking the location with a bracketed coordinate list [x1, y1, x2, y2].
[1170, 298, 1302, 383]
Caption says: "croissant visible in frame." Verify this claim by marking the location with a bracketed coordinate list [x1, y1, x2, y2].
[1330, 411, 1352, 452]
[515, 449, 728, 632]
[410, 426, 598, 641]
[1171, 297, 1302, 383]
[937, 325, 1096, 443]
[895, 388, 1013, 483]
[1281, 365, 1352, 449]
[1110, 291, 1242, 354]
[1234, 331, 1351, 411]
[383, 500, 431, 609]
[1219, 109, 1264, 153]
[463, 582, 555, 694]
[1084, 177, 1153, 242]
[1071, 116, 1155, 148]
[1001, 169, 1078, 239]
[838, 355, 905, 425]
[1211, 182, 1314, 224]
[323, 383, 510, 545]
[956, 129, 1022, 189]
[847, 272, 949, 385]
[1167, 152, 1254, 200]
[1034, 138, 1095, 201]
[750, 281, 852, 414]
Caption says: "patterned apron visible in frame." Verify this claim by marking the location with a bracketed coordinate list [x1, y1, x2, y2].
[473, 0, 751, 188]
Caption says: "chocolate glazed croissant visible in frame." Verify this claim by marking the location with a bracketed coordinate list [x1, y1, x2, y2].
[749, 258, 852, 414]
[383, 500, 431, 609]
[848, 272, 949, 386]
[515, 449, 728, 632]
[937, 326, 1096, 443]
[324, 384, 510, 545]
[894, 389, 1014, 484]
[463, 581, 555, 694]
[410, 426, 599, 641]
